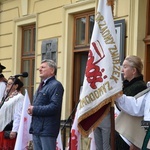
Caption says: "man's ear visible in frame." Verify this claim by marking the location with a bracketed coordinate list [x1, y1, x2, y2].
[50, 67, 55, 75]
[52, 68, 55, 74]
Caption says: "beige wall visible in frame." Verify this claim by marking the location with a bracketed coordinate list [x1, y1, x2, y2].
[0, 0, 147, 119]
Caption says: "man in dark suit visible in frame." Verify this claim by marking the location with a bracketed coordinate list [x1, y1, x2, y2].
[28, 59, 64, 150]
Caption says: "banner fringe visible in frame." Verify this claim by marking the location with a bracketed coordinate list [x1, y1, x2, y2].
[78, 90, 123, 136]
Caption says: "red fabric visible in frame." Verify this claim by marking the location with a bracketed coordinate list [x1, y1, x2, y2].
[79, 104, 109, 131]
[38, 81, 44, 91]
[0, 132, 16, 150]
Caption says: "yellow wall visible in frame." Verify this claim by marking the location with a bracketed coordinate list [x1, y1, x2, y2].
[114, 0, 147, 65]
[0, 0, 147, 119]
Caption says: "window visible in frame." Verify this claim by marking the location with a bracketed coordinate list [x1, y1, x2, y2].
[74, 11, 95, 49]
[144, 0, 150, 82]
[72, 11, 94, 109]
[21, 24, 35, 100]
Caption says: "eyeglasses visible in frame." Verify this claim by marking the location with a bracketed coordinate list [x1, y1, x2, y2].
[6, 82, 13, 86]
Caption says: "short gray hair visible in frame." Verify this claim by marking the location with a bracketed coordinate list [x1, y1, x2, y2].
[41, 59, 57, 75]
[125, 55, 143, 75]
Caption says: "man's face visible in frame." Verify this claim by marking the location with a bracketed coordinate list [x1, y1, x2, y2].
[38, 62, 54, 80]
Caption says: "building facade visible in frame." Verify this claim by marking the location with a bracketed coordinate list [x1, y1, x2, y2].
[0, 0, 150, 149]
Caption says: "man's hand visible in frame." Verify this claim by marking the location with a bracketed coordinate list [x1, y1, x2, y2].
[28, 105, 34, 116]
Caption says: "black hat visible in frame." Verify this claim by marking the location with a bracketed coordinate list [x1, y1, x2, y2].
[0, 63, 6, 70]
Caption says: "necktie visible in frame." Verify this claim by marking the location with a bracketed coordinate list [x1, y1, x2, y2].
[38, 81, 44, 91]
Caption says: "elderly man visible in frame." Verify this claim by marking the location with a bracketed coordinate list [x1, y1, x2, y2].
[28, 59, 64, 150]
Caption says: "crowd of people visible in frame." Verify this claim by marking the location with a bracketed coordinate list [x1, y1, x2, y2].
[0, 59, 64, 150]
[0, 55, 150, 150]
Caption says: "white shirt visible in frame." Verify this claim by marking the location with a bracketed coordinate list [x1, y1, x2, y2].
[116, 89, 150, 121]
[0, 93, 24, 132]
[0, 82, 6, 101]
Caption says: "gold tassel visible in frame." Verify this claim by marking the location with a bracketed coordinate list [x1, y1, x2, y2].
[107, 0, 115, 16]
[107, 0, 114, 6]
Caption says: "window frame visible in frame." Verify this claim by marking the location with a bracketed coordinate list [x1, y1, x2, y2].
[21, 24, 35, 100]
[144, 0, 150, 82]
[73, 11, 95, 51]
[72, 10, 95, 109]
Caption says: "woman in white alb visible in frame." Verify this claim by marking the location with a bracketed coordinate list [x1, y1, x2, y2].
[0, 76, 24, 149]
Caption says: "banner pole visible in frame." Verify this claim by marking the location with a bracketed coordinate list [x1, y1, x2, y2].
[107, 0, 115, 16]
[110, 100, 115, 150]
[107, 1, 115, 148]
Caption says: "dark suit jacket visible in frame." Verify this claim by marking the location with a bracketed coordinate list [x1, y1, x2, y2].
[29, 76, 64, 138]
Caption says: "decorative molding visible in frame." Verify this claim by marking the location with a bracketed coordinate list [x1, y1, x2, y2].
[0, 0, 15, 4]
[21, 0, 28, 16]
